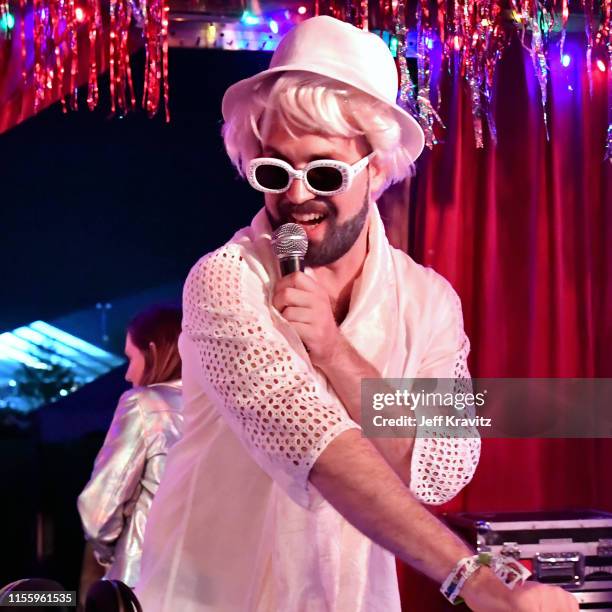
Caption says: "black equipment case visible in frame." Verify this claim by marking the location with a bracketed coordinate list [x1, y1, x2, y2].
[444, 509, 612, 610]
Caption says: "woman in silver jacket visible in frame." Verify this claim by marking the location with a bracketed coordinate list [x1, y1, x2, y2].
[78, 304, 183, 589]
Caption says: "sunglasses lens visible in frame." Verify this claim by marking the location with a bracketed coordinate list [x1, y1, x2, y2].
[306, 166, 344, 193]
[255, 164, 290, 190]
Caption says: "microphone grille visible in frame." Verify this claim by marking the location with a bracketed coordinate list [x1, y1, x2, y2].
[271, 223, 308, 260]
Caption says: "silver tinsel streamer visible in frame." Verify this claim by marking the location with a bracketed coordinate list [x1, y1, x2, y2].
[129, 0, 146, 27]
[482, 17, 500, 146]
[530, 19, 550, 140]
[395, 0, 419, 116]
[467, 23, 485, 148]
[416, 1, 445, 147]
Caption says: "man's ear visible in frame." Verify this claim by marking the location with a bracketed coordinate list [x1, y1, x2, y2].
[368, 159, 387, 200]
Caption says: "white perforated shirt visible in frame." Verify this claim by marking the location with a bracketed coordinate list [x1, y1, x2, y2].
[136, 208, 481, 612]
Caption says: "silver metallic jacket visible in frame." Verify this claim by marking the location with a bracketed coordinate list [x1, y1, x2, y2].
[77, 379, 183, 587]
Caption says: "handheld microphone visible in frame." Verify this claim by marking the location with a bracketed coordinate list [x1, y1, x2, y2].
[271, 223, 308, 276]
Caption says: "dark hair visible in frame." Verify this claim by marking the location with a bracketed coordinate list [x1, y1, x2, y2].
[85, 579, 143, 612]
[127, 304, 182, 387]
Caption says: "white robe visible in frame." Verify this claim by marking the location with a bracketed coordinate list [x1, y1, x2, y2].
[135, 207, 480, 611]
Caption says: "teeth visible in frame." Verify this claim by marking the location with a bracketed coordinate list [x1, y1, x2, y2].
[292, 213, 325, 222]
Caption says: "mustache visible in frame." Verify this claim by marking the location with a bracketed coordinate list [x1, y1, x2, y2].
[276, 200, 337, 221]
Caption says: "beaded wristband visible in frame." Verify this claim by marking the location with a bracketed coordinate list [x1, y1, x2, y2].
[440, 552, 532, 605]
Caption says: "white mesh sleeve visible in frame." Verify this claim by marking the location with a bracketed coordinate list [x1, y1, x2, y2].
[409, 272, 481, 505]
[181, 244, 360, 508]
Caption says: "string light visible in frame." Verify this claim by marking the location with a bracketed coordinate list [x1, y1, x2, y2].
[596, 59, 606, 72]
[389, 35, 398, 56]
[562, 54, 571, 67]
[205, 23, 216, 46]
[297, 6, 307, 15]
[0, 11, 14, 30]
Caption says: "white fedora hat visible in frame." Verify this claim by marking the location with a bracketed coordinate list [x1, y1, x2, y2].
[222, 15, 425, 164]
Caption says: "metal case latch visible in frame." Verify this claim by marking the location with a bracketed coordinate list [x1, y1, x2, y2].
[534, 552, 585, 587]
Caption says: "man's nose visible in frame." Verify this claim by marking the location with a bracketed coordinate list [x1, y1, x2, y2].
[285, 177, 314, 204]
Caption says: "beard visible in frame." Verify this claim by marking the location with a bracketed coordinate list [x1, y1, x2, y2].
[266, 176, 370, 267]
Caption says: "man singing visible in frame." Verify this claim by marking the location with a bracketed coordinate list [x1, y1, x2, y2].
[136, 16, 578, 612]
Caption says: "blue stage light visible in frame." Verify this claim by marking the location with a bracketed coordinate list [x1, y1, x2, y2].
[241, 10, 260, 26]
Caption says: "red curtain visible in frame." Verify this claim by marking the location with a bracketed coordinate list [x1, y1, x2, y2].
[379, 33, 612, 610]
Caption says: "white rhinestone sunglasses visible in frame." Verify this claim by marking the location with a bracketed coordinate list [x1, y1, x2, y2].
[246, 152, 375, 197]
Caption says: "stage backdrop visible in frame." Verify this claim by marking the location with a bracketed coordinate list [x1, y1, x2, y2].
[377, 31, 612, 611]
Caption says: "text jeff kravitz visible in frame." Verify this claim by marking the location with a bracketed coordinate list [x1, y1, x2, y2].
[371, 414, 492, 427]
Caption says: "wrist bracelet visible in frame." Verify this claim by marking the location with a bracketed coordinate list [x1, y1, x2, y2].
[440, 555, 483, 604]
[440, 552, 532, 605]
